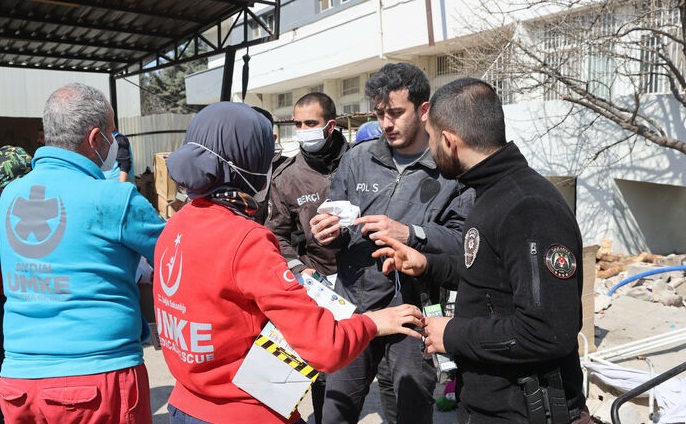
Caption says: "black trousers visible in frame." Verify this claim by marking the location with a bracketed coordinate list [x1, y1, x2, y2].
[322, 333, 436, 424]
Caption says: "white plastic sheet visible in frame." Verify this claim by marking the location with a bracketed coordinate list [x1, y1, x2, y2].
[584, 361, 686, 423]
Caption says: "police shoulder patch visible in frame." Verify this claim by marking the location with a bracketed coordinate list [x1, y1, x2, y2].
[464, 227, 479, 268]
[545, 245, 577, 279]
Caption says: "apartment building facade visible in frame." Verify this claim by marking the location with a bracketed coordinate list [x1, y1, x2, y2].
[183, 0, 686, 255]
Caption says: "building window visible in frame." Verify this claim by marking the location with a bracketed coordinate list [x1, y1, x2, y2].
[320, 0, 332, 12]
[633, 0, 682, 94]
[277, 92, 292, 108]
[309, 85, 324, 93]
[342, 103, 360, 114]
[341, 76, 360, 96]
[541, 23, 582, 101]
[478, 44, 515, 105]
[587, 51, 614, 98]
[249, 13, 274, 39]
[492, 78, 514, 106]
[579, 12, 616, 99]
[436, 53, 463, 76]
[639, 34, 662, 93]
[250, 21, 260, 39]
[279, 124, 295, 143]
[265, 13, 274, 35]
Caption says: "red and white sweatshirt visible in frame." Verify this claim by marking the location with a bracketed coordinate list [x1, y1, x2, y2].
[153, 198, 377, 423]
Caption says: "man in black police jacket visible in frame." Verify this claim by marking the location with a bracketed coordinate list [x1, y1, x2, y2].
[373, 77, 591, 424]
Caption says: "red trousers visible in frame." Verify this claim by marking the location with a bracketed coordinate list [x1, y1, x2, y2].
[0, 363, 152, 424]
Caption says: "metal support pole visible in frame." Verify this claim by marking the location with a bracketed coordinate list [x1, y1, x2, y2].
[109, 74, 119, 128]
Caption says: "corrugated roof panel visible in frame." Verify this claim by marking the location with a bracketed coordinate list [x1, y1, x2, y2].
[0, 0, 280, 76]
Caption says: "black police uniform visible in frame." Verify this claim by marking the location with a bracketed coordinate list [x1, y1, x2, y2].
[424, 142, 586, 423]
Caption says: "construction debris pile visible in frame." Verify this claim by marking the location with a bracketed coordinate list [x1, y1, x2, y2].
[594, 243, 686, 310]
[584, 242, 686, 424]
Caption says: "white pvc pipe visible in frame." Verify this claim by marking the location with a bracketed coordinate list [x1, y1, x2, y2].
[593, 329, 686, 360]
[595, 328, 686, 356]
[599, 333, 686, 361]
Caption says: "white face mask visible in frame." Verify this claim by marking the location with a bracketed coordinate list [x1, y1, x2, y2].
[95, 131, 118, 171]
[295, 121, 332, 153]
[187, 142, 272, 201]
[252, 165, 272, 203]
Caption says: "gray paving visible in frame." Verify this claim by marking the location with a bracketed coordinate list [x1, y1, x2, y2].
[145, 345, 457, 424]
[146, 293, 686, 424]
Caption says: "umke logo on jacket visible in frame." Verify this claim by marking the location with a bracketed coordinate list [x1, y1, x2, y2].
[156, 232, 215, 365]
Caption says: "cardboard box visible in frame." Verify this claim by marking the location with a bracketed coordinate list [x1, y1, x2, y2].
[157, 194, 185, 220]
[154, 152, 175, 202]
[233, 274, 356, 418]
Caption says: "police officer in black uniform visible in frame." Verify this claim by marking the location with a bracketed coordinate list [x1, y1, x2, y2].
[373, 77, 592, 424]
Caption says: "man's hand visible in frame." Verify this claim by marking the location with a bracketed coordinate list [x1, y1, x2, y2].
[310, 213, 341, 246]
[423, 316, 450, 354]
[354, 215, 410, 244]
[371, 235, 428, 276]
[363, 304, 425, 338]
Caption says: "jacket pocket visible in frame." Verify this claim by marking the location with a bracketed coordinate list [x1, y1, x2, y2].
[528, 240, 541, 307]
[481, 338, 517, 351]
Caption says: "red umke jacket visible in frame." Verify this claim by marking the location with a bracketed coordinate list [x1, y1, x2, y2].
[153, 198, 376, 423]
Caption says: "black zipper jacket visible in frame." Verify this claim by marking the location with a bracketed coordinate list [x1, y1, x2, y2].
[425, 142, 586, 423]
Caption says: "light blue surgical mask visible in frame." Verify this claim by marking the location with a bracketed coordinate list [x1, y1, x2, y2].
[95, 131, 118, 171]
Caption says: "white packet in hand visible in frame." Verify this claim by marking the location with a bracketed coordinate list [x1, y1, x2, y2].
[317, 200, 360, 227]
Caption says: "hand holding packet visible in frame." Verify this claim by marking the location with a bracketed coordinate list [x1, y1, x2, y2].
[316, 200, 360, 227]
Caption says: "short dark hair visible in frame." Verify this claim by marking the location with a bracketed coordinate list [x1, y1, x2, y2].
[429, 78, 507, 152]
[294, 92, 337, 121]
[252, 106, 274, 126]
[365, 62, 430, 109]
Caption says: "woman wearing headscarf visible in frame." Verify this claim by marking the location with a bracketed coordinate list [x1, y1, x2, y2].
[153, 102, 424, 424]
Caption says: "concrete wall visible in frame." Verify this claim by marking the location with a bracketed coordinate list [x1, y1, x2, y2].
[0, 68, 140, 119]
[613, 179, 686, 254]
[507, 96, 686, 255]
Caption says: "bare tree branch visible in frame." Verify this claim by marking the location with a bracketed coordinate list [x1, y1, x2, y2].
[453, 0, 686, 156]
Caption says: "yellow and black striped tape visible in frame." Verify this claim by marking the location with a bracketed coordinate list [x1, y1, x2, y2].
[255, 335, 319, 381]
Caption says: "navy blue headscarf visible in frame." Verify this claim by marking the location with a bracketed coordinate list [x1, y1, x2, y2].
[167, 102, 274, 200]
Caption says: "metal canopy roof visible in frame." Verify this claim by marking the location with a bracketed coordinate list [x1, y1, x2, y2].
[0, 0, 280, 78]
